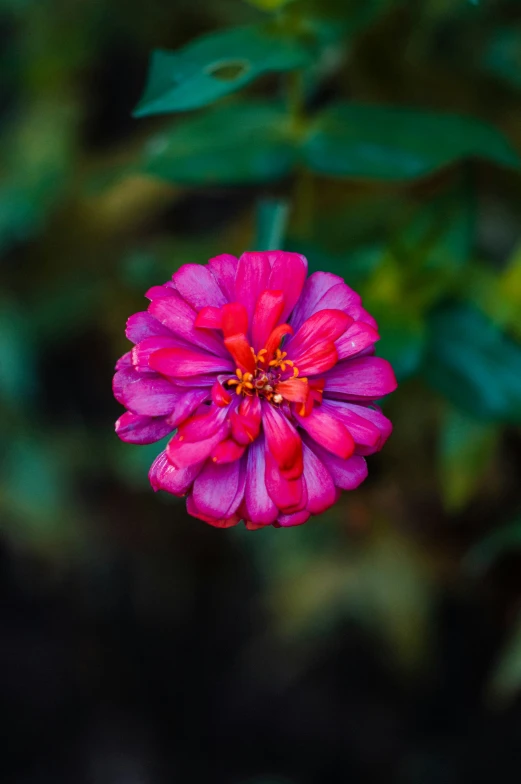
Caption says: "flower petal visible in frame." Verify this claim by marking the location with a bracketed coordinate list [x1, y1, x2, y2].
[149, 450, 203, 495]
[126, 311, 174, 343]
[149, 347, 233, 377]
[262, 402, 303, 480]
[186, 495, 241, 528]
[149, 292, 226, 356]
[235, 251, 270, 323]
[223, 333, 256, 374]
[131, 336, 181, 372]
[287, 309, 352, 361]
[251, 289, 284, 352]
[173, 264, 227, 310]
[207, 253, 239, 302]
[321, 400, 382, 453]
[293, 341, 338, 377]
[301, 442, 337, 515]
[335, 321, 380, 361]
[303, 435, 368, 490]
[211, 438, 246, 464]
[145, 283, 176, 300]
[195, 306, 223, 330]
[167, 422, 230, 468]
[222, 302, 249, 339]
[328, 402, 393, 453]
[115, 412, 174, 444]
[264, 450, 305, 512]
[121, 375, 204, 418]
[192, 458, 245, 519]
[245, 436, 278, 525]
[324, 357, 398, 400]
[276, 510, 311, 527]
[295, 407, 355, 460]
[267, 251, 308, 322]
[289, 271, 344, 332]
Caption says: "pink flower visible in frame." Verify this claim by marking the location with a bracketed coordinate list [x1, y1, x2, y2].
[113, 251, 397, 529]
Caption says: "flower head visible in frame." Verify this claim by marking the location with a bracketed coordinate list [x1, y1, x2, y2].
[113, 251, 397, 529]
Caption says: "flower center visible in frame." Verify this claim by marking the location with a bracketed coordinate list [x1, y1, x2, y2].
[226, 346, 303, 403]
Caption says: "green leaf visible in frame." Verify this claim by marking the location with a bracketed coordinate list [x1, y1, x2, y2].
[465, 517, 521, 575]
[134, 24, 312, 116]
[142, 101, 296, 184]
[375, 311, 426, 382]
[483, 28, 521, 91]
[255, 198, 289, 250]
[302, 103, 521, 180]
[0, 302, 36, 407]
[438, 407, 499, 512]
[422, 305, 521, 422]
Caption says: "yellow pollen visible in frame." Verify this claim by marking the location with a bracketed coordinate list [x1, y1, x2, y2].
[226, 344, 301, 403]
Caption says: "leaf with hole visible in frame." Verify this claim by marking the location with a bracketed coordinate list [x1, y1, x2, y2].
[134, 24, 313, 116]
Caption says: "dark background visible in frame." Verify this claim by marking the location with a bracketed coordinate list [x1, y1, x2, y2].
[2, 0, 521, 782]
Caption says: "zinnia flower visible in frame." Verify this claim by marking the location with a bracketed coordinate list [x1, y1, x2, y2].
[113, 251, 397, 529]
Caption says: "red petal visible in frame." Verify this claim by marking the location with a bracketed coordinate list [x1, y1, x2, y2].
[211, 438, 246, 464]
[288, 309, 352, 361]
[222, 302, 249, 339]
[149, 347, 233, 377]
[264, 323, 293, 362]
[295, 407, 355, 460]
[262, 403, 303, 480]
[224, 333, 256, 374]
[251, 289, 284, 352]
[294, 341, 339, 376]
[275, 377, 309, 403]
[195, 306, 223, 330]
[211, 380, 232, 407]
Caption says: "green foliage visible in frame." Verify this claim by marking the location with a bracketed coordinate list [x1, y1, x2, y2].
[142, 101, 295, 183]
[134, 24, 313, 116]
[255, 198, 289, 250]
[423, 306, 521, 423]
[302, 103, 521, 180]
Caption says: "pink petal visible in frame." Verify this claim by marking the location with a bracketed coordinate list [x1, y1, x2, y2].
[211, 438, 246, 464]
[113, 366, 139, 405]
[301, 442, 337, 515]
[235, 251, 270, 323]
[195, 306, 222, 329]
[321, 400, 382, 453]
[149, 292, 226, 356]
[251, 289, 284, 352]
[211, 380, 232, 407]
[177, 404, 229, 442]
[192, 458, 245, 519]
[222, 303, 249, 339]
[264, 450, 305, 512]
[186, 495, 241, 528]
[324, 357, 398, 400]
[145, 284, 177, 300]
[149, 450, 203, 495]
[262, 402, 303, 480]
[289, 271, 344, 332]
[314, 281, 362, 317]
[149, 347, 233, 377]
[207, 253, 239, 302]
[303, 436, 368, 490]
[335, 321, 380, 361]
[245, 436, 278, 525]
[173, 263, 227, 311]
[264, 323, 293, 362]
[115, 351, 132, 371]
[167, 422, 230, 468]
[121, 375, 201, 418]
[126, 311, 174, 343]
[267, 251, 308, 322]
[287, 309, 352, 361]
[131, 336, 181, 372]
[115, 412, 174, 444]
[295, 407, 355, 460]
[331, 402, 393, 453]
[276, 510, 311, 527]
[293, 342, 339, 377]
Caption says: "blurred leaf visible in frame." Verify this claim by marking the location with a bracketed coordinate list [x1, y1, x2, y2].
[244, 0, 294, 9]
[302, 103, 521, 180]
[439, 406, 499, 512]
[255, 198, 289, 250]
[133, 24, 312, 116]
[375, 311, 426, 382]
[142, 101, 296, 184]
[0, 302, 36, 407]
[423, 305, 521, 422]
[483, 28, 521, 90]
[487, 610, 521, 706]
[465, 517, 521, 575]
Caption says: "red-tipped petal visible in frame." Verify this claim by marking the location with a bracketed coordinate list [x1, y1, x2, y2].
[264, 323, 293, 362]
[224, 333, 256, 374]
[235, 252, 270, 322]
[293, 341, 339, 376]
[275, 377, 309, 403]
[211, 438, 246, 464]
[264, 450, 305, 513]
[149, 347, 233, 377]
[251, 289, 284, 353]
[115, 412, 174, 444]
[288, 309, 352, 360]
[267, 251, 308, 322]
[262, 403, 303, 480]
[222, 302, 249, 339]
[149, 450, 203, 495]
[211, 380, 232, 407]
[192, 458, 245, 519]
[195, 306, 223, 330]
[295, 407, 355, 460]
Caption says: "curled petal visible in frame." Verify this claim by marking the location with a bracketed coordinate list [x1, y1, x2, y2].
[126, 312, 173, 343]
[192, 458, 246, 520]
[264, 450, 305, 513]
[301, 442, 336, 515]
[287, 309, 352, 361]
[132, 336, 181, 372]
[167, 422, 230, 468]
[115, 412, 174, 444]
[186, 495, 241, 528]
[149, 451, 203, 495]
[224, 333, 256, 374]
[211, 380, 232, 407]
[303, 435, 368, 491]
[295, 407, 355, 460]
[262, 402, 303, 480]
[276, 510, 311, 527]
[264, 323, 293, 362]
[211, 438, 246, 464]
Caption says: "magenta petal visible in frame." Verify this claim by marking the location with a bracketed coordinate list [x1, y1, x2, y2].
[167, 422, 230, 468]
[167, 389, 211, 428]
[115, 351, 132, 371]
[321, 400, 382, 453]
[251, 289, 285, 353]
[149, 347, 233, 377]
[295, 407, 355, 460]
[314, 281, 362, 317]
[113, 366, 139, 405]
[332, 402, 393, 453]
[192, 458, 245, 519]
[122, 375, 186, 417]
[335, 321, 380, 360]
[276, 510, 311, 527]
[126, 311, 174, 344]
[264, 450, 305, 512]
[177, 404, 230, 442]
[186, 495, 241, 528]
[267, 251, 308, 322]
[173, 263, 227, 311]
[148, 292, 226, 356]
[245, 436, 278, 525]
[235, 251, 270, 323]
[303, 436, 368, 491]
[131, 336, 181, 372]
[287, 309, 352, 360]
[289, 271, 343, 332]
[207, 253, 239, 302]
[262, 402, 303, 480]
[115, 412, 174, 444]
[149, 450, 203, 495]
[301, 442, 337, 515]
[145, 284, 177, 300]
[324, 357, 398, 400]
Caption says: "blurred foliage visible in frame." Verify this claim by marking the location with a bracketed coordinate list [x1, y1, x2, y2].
[3, 0, 521, 762]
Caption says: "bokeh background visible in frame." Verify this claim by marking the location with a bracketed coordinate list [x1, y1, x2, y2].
[3, 0, 521, 781]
